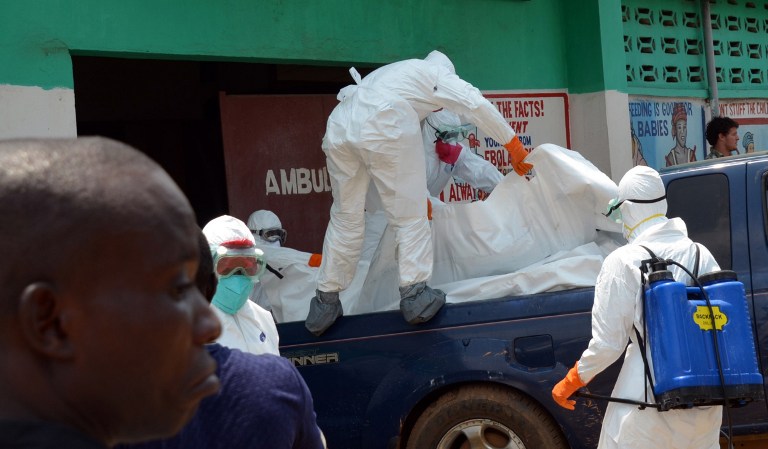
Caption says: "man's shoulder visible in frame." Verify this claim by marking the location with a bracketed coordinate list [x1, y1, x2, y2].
[0, 421, 107, 449]
[221, 349, 299, 382]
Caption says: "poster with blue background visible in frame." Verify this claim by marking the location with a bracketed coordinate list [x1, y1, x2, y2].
[628, 98, 707, 170]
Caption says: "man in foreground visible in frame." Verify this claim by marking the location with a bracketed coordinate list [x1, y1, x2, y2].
[119, 230, 326, 449]
[0, 137, 222, 448]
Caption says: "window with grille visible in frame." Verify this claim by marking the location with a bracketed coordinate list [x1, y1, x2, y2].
[623, 0, 768, 96]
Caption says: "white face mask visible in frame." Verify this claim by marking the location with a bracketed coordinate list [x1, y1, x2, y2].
[623, 212, 665, 240]
[620, 197, 667, 241]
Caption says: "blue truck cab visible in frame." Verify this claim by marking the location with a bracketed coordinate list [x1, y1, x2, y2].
[277, 153, 768, 449]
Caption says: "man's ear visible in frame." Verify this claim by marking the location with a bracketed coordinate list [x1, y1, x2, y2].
[17, 282, 75, 359]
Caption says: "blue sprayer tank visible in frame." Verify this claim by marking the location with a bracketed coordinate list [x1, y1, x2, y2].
[644, 269, 764, 410]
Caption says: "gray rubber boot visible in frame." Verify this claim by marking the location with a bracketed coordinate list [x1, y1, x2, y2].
[399, 281, 446, 324]
[305, 290, 343, 336]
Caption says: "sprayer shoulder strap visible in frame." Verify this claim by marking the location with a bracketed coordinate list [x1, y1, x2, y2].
[638, 243, 700, 281]
[692, 243, 701, 279]
[637, 245, 660, 278]
[636, 245, 661, 405]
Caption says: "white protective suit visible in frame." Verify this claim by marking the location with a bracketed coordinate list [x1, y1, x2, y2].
[247, 209, 324, 322]
[318, 50, 520, 293]
[203, 215, 280, 356]
[247, 144, 623, 322]
[577, 166, 722, 449]
[422, 108, 503, 197]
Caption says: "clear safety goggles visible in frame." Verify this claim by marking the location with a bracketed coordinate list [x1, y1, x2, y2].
[603, 194, 667, 223]
[425, 114, 473, 142]
[434, 124, 473, 144]
[214, 245, 266, 279]
[435, 128, 468, 143]
[258, 227, 287, 245]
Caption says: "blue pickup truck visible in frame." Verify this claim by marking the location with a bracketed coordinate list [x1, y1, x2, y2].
[277, 153, 768, 449]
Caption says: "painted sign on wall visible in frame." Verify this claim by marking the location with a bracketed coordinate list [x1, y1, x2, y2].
[219, 93, 337, 253]
[718, 99, 768, 154]
[628, 97, 708, 170]
[437, 91, 570, 204]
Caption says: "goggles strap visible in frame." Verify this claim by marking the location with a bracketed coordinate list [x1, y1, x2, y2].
[603, 194, 667, 217]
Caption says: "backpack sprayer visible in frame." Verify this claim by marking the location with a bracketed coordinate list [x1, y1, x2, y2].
[575, 245, 764, 448]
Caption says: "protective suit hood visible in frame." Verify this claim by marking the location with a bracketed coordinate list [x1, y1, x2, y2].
[424, 50, 456, 75]
[616, 166, 668, 241]
[203, 215, 256, 253]
[247, 209, 282, 232]
[247, 209, 284, 247]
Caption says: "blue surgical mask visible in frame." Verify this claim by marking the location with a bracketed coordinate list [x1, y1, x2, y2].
[212, 275, 254, 314]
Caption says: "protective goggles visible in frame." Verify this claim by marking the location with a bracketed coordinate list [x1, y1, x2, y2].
[213, 245, 266, 280]
[603, 194, 667, 223]
[426, 118, 473, 144]
[435, 126, 469, 143]
[258, 227, 287, 245]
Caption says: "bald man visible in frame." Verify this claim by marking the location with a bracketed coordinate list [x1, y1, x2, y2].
[0, 137, 222, 448]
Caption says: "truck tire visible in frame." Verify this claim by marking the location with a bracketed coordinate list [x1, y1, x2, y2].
[405, 384, 568, 449]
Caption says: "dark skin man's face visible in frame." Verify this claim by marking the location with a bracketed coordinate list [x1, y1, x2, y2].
[55, 169, 222, 445]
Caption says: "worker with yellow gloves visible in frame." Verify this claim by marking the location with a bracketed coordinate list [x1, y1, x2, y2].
[307, 49, 531, 336]
[552, 166, 722, 449]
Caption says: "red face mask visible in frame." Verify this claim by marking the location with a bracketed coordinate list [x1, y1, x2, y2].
[435, 140, 461, 165]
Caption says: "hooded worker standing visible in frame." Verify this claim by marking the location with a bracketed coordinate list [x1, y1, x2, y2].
[203, 215, 280, 356]
[551, 166, 722, 449]
[306, 50, 531, 336]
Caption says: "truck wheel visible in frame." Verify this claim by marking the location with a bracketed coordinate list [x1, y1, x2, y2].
[405, 384, 568, 449]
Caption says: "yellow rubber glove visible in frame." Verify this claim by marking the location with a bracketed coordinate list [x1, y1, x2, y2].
[551, 362, 586, 410]
[503, 136, 533, 176]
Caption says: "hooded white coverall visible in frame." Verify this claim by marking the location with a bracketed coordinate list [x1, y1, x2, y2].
[318, 50, 519, 293]
[422, 108, 503, 197]
[577, 166, 722, 449]
[247, 209, 323, 319]
[203, 215, 280, 356]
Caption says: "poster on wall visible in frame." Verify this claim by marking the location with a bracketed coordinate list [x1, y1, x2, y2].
[627, 97, 708, 171]
[437, 91, 570, 204]
[718, 100, 768, 154]
[219, 93, 337, 253]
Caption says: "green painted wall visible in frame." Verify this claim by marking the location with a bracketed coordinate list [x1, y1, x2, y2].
[561, 0, 626, 94]
[0, 0, 595, 92]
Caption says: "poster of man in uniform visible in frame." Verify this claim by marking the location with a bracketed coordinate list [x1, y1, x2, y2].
[718, 99, 768, 155]
[436, 91, 570, 204]
[628, 97, 707, 170]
